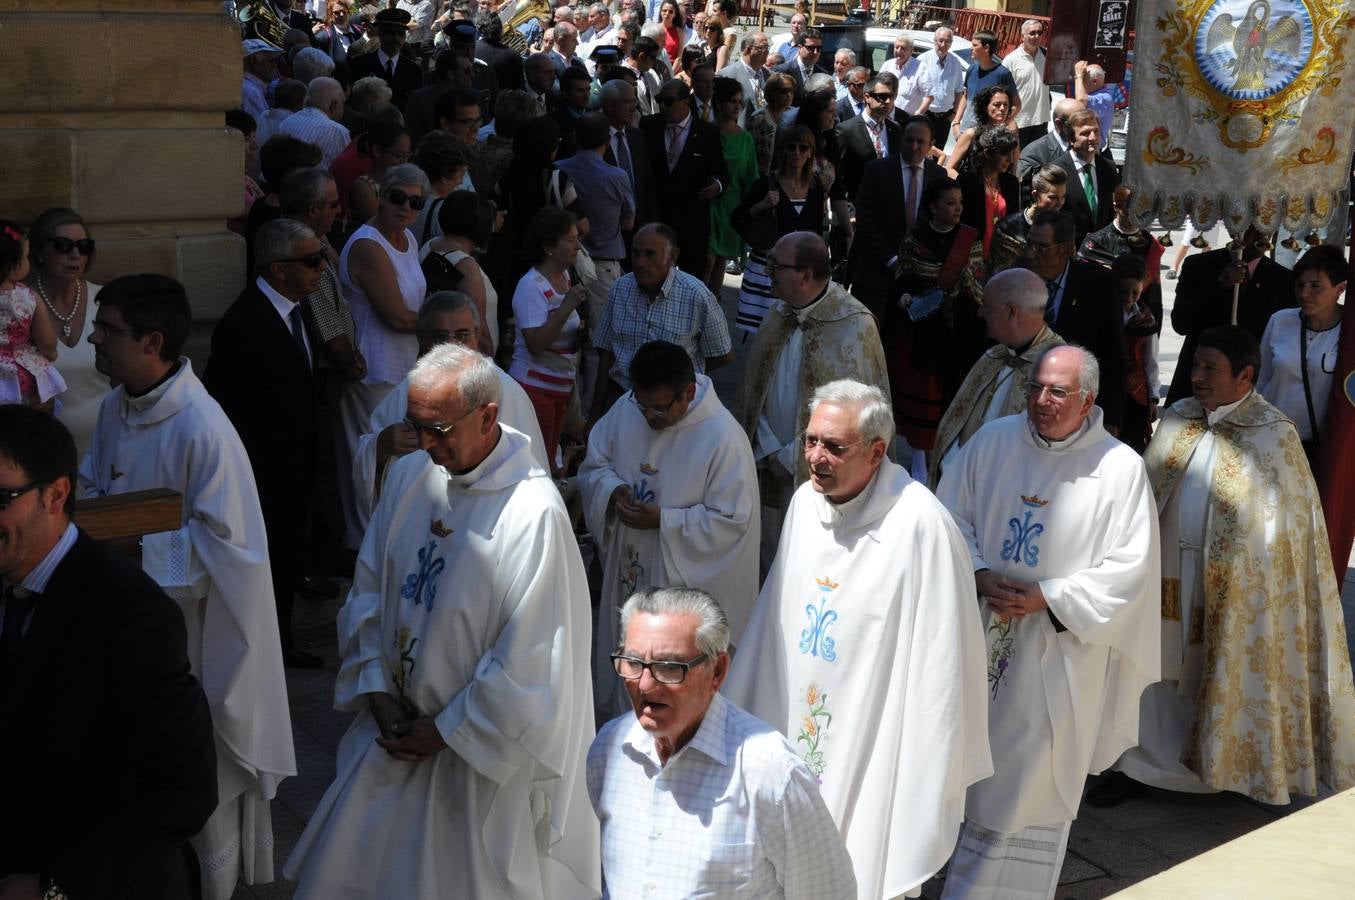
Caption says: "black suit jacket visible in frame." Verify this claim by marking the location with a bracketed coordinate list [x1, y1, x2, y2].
[603, 124, 658, 228]
[638, 113, 729, 274]
[402, 81, 446, 145]
[1051, 259, 1127, 427]
[477, 39, 524, 91]
[1166, 250, 1295, 403]
[0, 531, 216, 898]
[1016, 130, 1064, 206]
[1054, 150, 1118, 244]
[849, 156, 951, 316]
[834, 114, 902, 203]
[774, 57, 831, 94]
[348, 49, 425, 113]
[835, 94, 866, 124]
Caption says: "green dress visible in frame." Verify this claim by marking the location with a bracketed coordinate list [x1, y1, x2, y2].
[708, 128, 759, 258]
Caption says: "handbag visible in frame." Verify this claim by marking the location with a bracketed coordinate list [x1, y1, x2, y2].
[736, 175, 781, 252]
[549, 169, 597, 285]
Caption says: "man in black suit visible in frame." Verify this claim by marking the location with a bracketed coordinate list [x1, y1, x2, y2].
[849, 115, 950, 317]
[404, 50, 475, 144]
[1166, 227, 1294, 403]
[1023, 210, 1126, 429]
[205, 219, 325, 669]
[554, 65, 593, 158]
[600, 79, 658, 229]
[1017, 97, 1081, 205]
[474, 10, 525, 90]
[638, 78, 728, 276]
[1052, 108, 1118, 244]
[834, 66, 869, 123]
[774, 27, 830, 96]
[835, 74, 903, 204]
[524, 51, 560, 114]
[347, 8, 425, 112]
[0, 407, 217, 899]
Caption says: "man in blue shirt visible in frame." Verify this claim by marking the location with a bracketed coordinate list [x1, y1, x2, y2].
[957, 30, 1021, 130]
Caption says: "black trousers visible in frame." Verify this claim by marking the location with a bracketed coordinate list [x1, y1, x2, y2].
[926, 109, 954, 148]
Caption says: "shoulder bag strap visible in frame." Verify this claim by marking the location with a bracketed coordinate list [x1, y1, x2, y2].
[1300, 317, 1321, 447]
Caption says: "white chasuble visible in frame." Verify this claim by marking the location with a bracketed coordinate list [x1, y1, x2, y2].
[936, 411, 1160, 833]
[351, 368, 547, 534]
[284, 427, 601, 900]
[724, 461, 992, 900]
[578, 375, 760, 714]
[79, 360, 296, 899]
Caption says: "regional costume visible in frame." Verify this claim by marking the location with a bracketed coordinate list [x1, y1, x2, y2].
[284, 426, 600, 898]
[927, 323, 1064, 489]
[578, 374, 760, 714]
[724, 459, 992, 900]
[79, 360, 296, 900]
[350, 367, 547, 534]
[1118, 392, 1355, 800]
[936, 410, 1160, 899]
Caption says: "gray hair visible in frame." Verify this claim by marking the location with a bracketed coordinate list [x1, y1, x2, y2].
[254, 218, 317, 271]
[848, 65, 868, 81]
[278, 167, 336, 218]
[292, 46, 335, 84]
[350, 75, 393, 112]
[380, 162, 431, 195]
[408, 341, 503, 408]
[553, 22, 578, 39]
[641, 23, 666, 42]
[304, 75, 344, 111]
[740, 31, 765, 53]
[834, 48, 856, 64]
[804, 72, 836, 97]
[590, 3, 609, 16]
[808, 379, 894, 446]
[984, 268, 1047, 315]
[1086, 64, 1106, 82]
[599, 78, 636, 106]
[1021, 19, 1043, 35]
[418, 290, 481, 331]
[618, 588, 731, 658]
[934, 26, 954, 38]
[1033, 343, 1100, 398]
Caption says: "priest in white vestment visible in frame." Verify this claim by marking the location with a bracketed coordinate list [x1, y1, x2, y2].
[77, 275, 296, 900]
[936, 344, 1160, 900]
[579, 340, 759, 715]
[351, 291, 546, 532]
[928, 268, 1064, 490]
[1094, 325, 1355, 807]
[284, 343, 600, 899]
[725, 380, 992, 900]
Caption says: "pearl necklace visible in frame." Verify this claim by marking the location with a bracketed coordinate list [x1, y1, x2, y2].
[35, 275, 83, 342]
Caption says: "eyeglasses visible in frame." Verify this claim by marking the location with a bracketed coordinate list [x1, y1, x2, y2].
[802, 44, 822, 54]
[867, 91, 894, 102]
[276, 250, 329, 269]
[1026, 29, 1044, 37]
[403, 403, 484, 437]
[385, 188, 427, 210]
[453, 115, 483, 127]
[764, 258, 806, 275]
[46, 237, 96, 256]
[0, 482, 39, 511]
[380, 147, 412, 161]
[847, 80, 867, 88]
[424, 328, 478, 347]
[631, 387, 689, 416]
[611, 653, 708, 684]
[90, 319, 137, 337]
[1025, 382, 1080, 401]
[801, 433, 865, 457]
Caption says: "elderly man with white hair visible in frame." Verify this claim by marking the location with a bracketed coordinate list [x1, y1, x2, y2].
[928, 267, 1065, 488]
[278, 75, 352, 167]
[590, 587, 855, 898]
[727, 379, 992, 900]
[291, 45, 336, 84]
[285, 342, 601, 899]
[936, 344, 1160, 900]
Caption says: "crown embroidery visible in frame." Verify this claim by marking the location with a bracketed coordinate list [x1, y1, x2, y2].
[430, 519, 453, 538]
[640, 463, 659, 475]
[1020, 494, 1050, 508]
[815, 576, 839, 590]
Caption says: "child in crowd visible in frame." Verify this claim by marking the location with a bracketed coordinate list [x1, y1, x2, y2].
[0, 220, 66, 410]
[1113, 252, 1159, 453]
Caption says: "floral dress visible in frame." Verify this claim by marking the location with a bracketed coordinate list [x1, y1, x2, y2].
[0, 284, 67, 405]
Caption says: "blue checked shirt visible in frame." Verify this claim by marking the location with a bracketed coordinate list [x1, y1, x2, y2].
[588, 694, 856, 899]
[595, 266, 733, 390]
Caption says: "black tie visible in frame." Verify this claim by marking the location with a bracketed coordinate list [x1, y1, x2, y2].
[385, 58, 396, 81]
[0, 585, 38, 682]
[289, 305, 311, 372]
[1044, 278, 1062, 323]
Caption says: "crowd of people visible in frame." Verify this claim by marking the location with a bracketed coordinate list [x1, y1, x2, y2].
[1, 2, 1354, 899]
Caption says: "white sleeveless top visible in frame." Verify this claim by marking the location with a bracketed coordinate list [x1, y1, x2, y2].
[339, 224, 427, 385]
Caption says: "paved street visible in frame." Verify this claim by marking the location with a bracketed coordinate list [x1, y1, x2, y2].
[234, 231, 1355, 898]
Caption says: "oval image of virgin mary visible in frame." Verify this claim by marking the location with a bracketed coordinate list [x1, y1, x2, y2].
[1195, 0, 1314, 100]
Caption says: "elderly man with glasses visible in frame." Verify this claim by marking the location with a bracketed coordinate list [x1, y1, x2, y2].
[1008, 19, 1053, 147]
[590, 587, 855, 898]
[285, 341, 601, 899]
[728, 379, 991, 899]
[935, 343, 1159, 900]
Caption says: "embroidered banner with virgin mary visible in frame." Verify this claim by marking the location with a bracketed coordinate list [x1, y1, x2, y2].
[1126, 0, 1355, 236]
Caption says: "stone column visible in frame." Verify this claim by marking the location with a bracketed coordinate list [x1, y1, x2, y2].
[0, 0, 246, 350]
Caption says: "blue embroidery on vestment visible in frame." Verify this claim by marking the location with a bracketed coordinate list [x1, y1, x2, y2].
[401, 541, 446, 611]
[1000, 510, 1044, 567]
[799, 578, 840, 661]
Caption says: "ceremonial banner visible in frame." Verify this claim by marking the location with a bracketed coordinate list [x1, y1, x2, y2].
[1126, 0, 1355, 235]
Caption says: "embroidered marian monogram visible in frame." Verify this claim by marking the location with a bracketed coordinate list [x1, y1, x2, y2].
[799, 577, 840, 661]
[632, 477, 657, 504]
[1000, 496, 1046, 567]
[400, 541, 446, 611]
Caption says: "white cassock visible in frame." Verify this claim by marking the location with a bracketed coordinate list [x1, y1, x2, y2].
[577, 375, 760, 714]
[79, 360, 296, 900]
[284, 426, 601, 899]
[350, 368, 547, 534]
[724, 460, 993, 900]
[936, 411, 1159, 900]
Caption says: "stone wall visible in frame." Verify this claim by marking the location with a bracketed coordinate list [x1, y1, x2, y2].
[0, 0, 245, 345]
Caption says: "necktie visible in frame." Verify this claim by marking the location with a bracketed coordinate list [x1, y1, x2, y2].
[615, 131, 634, 185]
[385, 57, 395, 81]
[1081, 165, 1097, 218]
[537, 92, 547, 109]
[0, 585, 38, 681]
[904, 165, 920, 231]
[667, 123, 683, 170]
[868, 120, 882, 158]
[1045, 279, 1060, 323]
[289, 305, 310, 371]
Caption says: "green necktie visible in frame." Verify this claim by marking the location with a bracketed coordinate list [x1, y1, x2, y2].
[1081, 165, 1097, 218]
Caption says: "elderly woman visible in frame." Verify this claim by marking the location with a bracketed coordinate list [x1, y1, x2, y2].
[510, 207, 588, 477]
[339, 162, 430, 431]
[23, 207, 103, 456]
[421, 191, 500, 356]
[1258, 244, 1347, 461]
[990, 163, 1067, 275]
[957, 124, 1020, 260]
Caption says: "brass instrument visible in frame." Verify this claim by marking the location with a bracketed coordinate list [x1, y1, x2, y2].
[236, 0, 290, 46]
[499, 0, 550, 54]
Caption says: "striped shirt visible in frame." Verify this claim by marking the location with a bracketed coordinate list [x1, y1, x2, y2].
[510, 267, 581, 395]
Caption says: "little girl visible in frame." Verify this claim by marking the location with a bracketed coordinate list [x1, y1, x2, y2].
[0, 220, 67, 409]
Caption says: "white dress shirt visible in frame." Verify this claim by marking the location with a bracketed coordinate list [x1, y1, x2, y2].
[588, 694, 855, 899]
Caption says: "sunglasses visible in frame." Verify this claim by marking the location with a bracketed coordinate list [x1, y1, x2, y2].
[47, 236, 96, 256]
[277, 250, 329, 269]
[867, 91, 894, 102]
[385, 189, 427, 210]
[0, 482, 39, 511]
[802, 44, 822, 53]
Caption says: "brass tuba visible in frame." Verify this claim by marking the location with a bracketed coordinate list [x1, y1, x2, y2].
[498, 0, 550, 54]
[236, 0, 290, 47]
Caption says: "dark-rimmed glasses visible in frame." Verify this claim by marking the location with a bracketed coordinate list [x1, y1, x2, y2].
[0, 483, 39, 511]
[404, 403, 484, 438]
[276, 250, 329, 269]
[867, 91, 894, 102]
[631, 386, 690, 417]
[90, 319, 137, 338]
[764, 258, 806, 275]
[386, 189, 427, 211]
[46, 237, 96, 256]
[611, 653, 708, 684]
